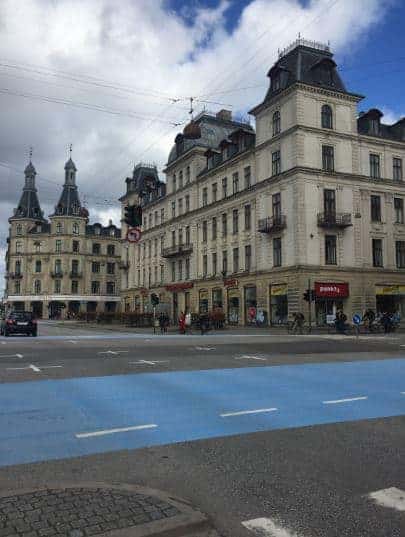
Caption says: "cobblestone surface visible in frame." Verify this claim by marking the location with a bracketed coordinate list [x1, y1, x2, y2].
[0, 488, 181, 537]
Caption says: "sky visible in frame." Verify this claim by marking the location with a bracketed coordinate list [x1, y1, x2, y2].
[0, 0, 404, 295]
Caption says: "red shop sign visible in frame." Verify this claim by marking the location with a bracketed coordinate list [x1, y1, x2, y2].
[165, 282, 194, 292]
[315, 282, 349, 298]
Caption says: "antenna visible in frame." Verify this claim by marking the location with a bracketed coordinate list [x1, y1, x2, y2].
[69, 143, 73, 158]
[189, 97, 194, 120]
[29, 146, 33, 162]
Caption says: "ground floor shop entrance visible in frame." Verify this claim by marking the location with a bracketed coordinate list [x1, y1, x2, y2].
[31, 301, 43, 318]
[269, 284, 288, 325]
[314, 282, 349, 325]
[376, 285, 405, 316]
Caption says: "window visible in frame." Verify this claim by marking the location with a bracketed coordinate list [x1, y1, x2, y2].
[232, 247, 239, 273]
[202, 255, 208, 277]
[186, 226, 191, 245]
[35, 242, 41, 253]
[54, 280, 61, 294]
[14, 281, 20, 294]
[72, 223, 79, 235]
[393, 158, 403, 181]
[71, 259, 79, 276]
[322, 145, 334, 172]
[222, 177, 228, 198]
[160, 265, 164, 283]
[212, 252, 217, 275]
[372, 238, 383, 267]
[202, 221, 208, 242]
[92, 243, 101, 254]
[173, 174, 177, 192]
[272, 150, 281, 176]
[273, 238, 282, 267]
[71, 280, 78, 294]
[222, 213, 227, 236]
[106, 281, 115, 294]
[244, 204, 251, 230]
[232, 172, 239, 194]
[232, 209, 239, 234]
[15, 260, 21, 275]
[370, 154, 381, 179]
[244, 166, 251, 189]
[272, 110, 281, 136]
[178, 260, 183, 281]
[91, 281, 100, 294]
[171, 201, 176, 218]
[154, 211, 158, 225]
[186, 166, 190, 184]
[222, 250, 228, 274]
[325, 235, 337, 265]
[245, 244, 252, 271]
[185, 258, 190, 280]
[154, 238, 158, 256]
[16, 224, 22, 236]
[324, 189, 336, 219]
[56, 222, 62, 234]
[370, 119, 379, 136]
[107, 262, 115, 274]
[148, 241, 152, 258]
[178, 229, 183, 245]
[179, 170, 183, 189]
[107, 244, 115, 256]
[92, 262, 100, 273]
[160, 236, 164, 254]
[272, 193, 281, 219]
[73, 240, 80, 253]
[161, 208, 165, 223]
[34, 260, 41, 273]
[34, 280, 41, 294]
[171, 230, 176, 247]
[171, 262, 175, 282]
[394, 198, 404, 223]
[396, 241, 405, 268]
[212, 183, 217, 202]
[178, 198, 183, 214]
[148, 213, 152, 228]
[15, 241, 22, 254]
[185, 195, 190, 212]
[321, 104, 333, 129]
[154, 266, 157, 283]
[371, 195, 381, 222]
[202, 188, 208, 207]
[212, 217, 217, 240]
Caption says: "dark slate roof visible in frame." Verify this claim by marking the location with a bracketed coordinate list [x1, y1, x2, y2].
[86, 223, 121, 238]
[357, 109, 405, 142]
[121, 163, 166, 207]
[64, 158, 77, 171]
[167, 112, 254, 165]
[52, 184, 84, 217]
[28, 222, 51, 234]
[10, 161, 46, 222]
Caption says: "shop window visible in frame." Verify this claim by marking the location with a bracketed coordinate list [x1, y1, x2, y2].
[325, 235, 337, 265]
[370, 154, 381, 179]
[212, 288, 223, 308]
[322, 145, 334, 172]
[396, 241, 405, 268]
[232, 247, 239, 273]
[393, 158, 403, 181]
[272, 111, 281, 136]
[372, 238, 383, 267]
[212, 217, 217, 240]
[232, 172, 239, 194]
[394, 198, 404, 223]
[244, 204, 251, 230]
[222, 213, 227, 237]
[212, 183, 217, 202]
[232, 209, 239, 234]
[270, 284, 288, 325]
[321, 105, 333, 129]
[273, 238, 282, 267]
[371, 195, 381, 222]
[212, 252, 217, 275]
[272, 150, 281, 176]
[244, 166, 251, 189]
[245, 244, 252, 272]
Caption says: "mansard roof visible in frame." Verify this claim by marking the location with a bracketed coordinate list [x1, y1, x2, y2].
[358, 108, 405, 142]
[10, 160, 46, 222]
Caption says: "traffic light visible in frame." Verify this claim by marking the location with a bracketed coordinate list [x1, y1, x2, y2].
[303, 289, 310, 302]
[151, 293, 159, 306]
[310, 290, 316, 301]
[124, 205, 142, 227]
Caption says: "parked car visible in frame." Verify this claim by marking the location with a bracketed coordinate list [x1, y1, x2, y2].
[0, 312, 38, 337]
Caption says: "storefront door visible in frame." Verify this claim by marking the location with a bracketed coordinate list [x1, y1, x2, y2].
[244, 286, 257, 325]
[227, 288, 240, 324]
[269, 284, 288, 325]
[173, 292, 178, 322]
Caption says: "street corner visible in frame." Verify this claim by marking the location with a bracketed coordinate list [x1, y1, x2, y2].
[0, 481, 219, 537]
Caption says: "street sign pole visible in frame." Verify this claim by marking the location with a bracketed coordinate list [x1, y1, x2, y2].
[153, 305, 156, 335]
[308, 278, 312, 334]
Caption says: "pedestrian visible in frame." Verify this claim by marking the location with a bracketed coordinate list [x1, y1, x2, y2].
[380, 311, 392, 334]
[363, 308, 375, 332]
[179, 311, 186, 334]
[185, 311, 192, 332]
[292, 312, 304, 334]
[335, 310, 347, 334]
[199, 311, 209, 335]
[159, 312, 165, 334]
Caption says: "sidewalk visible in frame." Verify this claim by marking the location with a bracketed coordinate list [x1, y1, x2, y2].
[0, 482, 219, 537]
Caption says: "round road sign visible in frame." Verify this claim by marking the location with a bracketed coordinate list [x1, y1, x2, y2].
[352, 313, 362, 325]
[126, 227, 142, 243]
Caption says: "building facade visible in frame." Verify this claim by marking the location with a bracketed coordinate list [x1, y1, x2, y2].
[121, 39, 405, 325]
[5, 157, 121, 318]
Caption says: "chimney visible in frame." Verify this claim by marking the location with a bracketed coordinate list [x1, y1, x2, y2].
[216, 109, 232, 122]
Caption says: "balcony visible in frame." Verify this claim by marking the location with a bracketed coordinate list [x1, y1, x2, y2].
[69, 271, 83, 278]
[161, 243, 193, 258]
[258, 215, 287, 233]
[8, 272, 23, 279]
[317, 212, 352, 229]
[50, 271, 64, 278]
[118, 261, 130, 270]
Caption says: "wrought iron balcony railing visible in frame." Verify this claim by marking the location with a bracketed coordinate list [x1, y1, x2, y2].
[317, 212, 352, 228]
[161, 243, 193, 258]
[257, 215, 287, 233]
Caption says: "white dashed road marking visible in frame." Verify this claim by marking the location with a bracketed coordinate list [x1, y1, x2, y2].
[194, 346, 215, 351]
[221, 408, 277, 418]
[368, 487, 405, 512]
[129, 360, 169, 366]
[6, 364, 62, 373]
[76, 423, 157, 439]
[97, 350, 129, 355]
[235, 355, 267, 361]
[0, 353, 23, 359]
[323, 396, 368, 404]
[242, 517, 301, 536]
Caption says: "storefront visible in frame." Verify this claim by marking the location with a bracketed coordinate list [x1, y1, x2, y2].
[199, 289, 209, 313]
[314, 282, 349, 325]
[244, 286, 257, 325]
[269, 284, 288, 325]
[226, 281, 240, 325]
[212, 288, 223, 308]
[165, 282, 194, 322]
[376, 285, 405, 315]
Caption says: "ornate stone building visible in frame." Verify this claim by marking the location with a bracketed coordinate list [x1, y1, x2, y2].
[121, 39, 405, 325]
[5, 156, 121, 318]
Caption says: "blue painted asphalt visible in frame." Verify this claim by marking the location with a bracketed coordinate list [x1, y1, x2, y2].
[0, 358, 404, 467]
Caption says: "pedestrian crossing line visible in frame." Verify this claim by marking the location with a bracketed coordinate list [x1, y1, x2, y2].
[368, 487, 405, 512]
[242, 517, 301, 536]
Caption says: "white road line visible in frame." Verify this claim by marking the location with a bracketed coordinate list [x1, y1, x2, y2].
[6, 364, 62, 373]
[368, 487, 405, 512]
[194, 346, 215, 351]
[75, 424, 157, 439]
[129, 360, 169, 366]
[0, 353, 24, 358]
[242, 517, 301, 536]
[221, 408, 277, 418]
[235, 355, 267, 361]
[98, 350, 129, 355]
[323, 396, 368, 405]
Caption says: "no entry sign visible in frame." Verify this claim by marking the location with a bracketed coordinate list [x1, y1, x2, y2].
[126, 227, 142, 243]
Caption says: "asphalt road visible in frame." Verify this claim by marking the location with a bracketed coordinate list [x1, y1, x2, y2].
[0, 321, 404, 537]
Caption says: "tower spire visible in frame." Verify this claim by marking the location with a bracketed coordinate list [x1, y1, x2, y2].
[10, 150, 45, 221]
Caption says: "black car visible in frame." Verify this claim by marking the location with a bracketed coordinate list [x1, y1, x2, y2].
[1, 312, 38, 337]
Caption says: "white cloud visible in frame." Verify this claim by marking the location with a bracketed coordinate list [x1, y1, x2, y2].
[381, 107, 404, 125]
[0, 0, 392, 293]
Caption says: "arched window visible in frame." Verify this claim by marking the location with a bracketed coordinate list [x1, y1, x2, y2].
[321, 105, 333, 129]
[16, 224, 22, 236]
[34, 280, 41, 294]
[72, 222, 79, 235]
[272, 111, 281, 136]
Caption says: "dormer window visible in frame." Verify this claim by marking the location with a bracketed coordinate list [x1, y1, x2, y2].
[272, 75, 280, 91]
[56, 222, 62, 234]
[370, 119, 379, 136]
[95, 226, 101, 235]
[321, 105, 333, 129]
